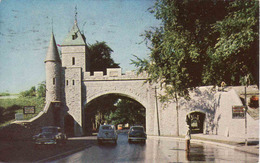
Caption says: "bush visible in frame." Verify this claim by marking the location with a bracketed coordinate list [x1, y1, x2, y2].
[0, 92, 10, 96]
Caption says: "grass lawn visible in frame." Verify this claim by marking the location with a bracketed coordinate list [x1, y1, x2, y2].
[0, 96, 45, 127]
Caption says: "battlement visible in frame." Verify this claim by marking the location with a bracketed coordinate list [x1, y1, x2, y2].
[83, 68, 148, 80]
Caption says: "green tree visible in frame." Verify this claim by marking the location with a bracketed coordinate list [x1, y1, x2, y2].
[133, 0, 229, 99]
[208, 1, 259, 86]
[105, 99, 145, 127]
[133, 0, 258, 101]
[20, 86, 36, 97]
[36, 81, 46, 98]
[133, 0, 258, 135]
[89, 41, 120, 74]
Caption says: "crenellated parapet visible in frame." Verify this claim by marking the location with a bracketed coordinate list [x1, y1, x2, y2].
[83, 68, 148, 81]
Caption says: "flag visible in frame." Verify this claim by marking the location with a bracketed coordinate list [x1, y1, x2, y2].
[57, 44, 61, 47]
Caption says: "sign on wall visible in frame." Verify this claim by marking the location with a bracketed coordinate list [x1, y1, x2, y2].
[23, 106, 35, 114]
[232, 106, 245, 119]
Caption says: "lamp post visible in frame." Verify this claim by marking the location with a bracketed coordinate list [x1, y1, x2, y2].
[154, 86, 160, 136]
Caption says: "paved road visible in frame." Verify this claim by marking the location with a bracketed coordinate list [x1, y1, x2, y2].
[51, 132, 259, 163]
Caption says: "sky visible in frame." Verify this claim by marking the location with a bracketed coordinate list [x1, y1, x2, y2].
[0, 0, 161, 93]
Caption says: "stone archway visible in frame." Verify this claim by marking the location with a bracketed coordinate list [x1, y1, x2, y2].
[83, 93, 147, 135]
[187, 111, 205, 134]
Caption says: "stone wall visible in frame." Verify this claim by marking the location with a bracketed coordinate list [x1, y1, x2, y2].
[157, 86, 259, 138]
[0, 102, 57, 140]
[63, 67, 83, 136]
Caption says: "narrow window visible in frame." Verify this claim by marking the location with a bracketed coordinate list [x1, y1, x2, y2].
[53, 78, 55, 85]
[72, 80, 75, 85]
[66, 80, 68, 86]
[72, 33, 78, 40]
[72, 57, 75, 65]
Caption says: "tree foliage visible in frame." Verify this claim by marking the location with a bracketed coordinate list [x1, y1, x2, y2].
[36, 81, 46, 98]
[105, 99, 145, 126]
[89, 41, 120, 74]
[209, 1, 259, 85]
[19, 82, 46, 98]
[133, 0, 259, 100]
[20, 86, 36, 97]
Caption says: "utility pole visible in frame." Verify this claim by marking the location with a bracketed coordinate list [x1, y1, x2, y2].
[154, 86, 160, 136]
[244, 81, 248, 146]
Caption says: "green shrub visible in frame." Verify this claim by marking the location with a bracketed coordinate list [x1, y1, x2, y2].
[0, 92, 10, 96]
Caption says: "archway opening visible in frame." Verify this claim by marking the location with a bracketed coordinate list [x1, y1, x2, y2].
[187, 112, 205, 134]
[83, 94, 146, 136]
[64, 114, 74, 137]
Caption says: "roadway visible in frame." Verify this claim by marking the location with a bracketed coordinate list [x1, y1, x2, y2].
[50, 132, 258, 163]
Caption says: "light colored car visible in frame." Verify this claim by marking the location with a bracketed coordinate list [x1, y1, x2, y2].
[33, 126, 67, 146]
[97, 125, 118, 144]
[128, 126, 147, 143]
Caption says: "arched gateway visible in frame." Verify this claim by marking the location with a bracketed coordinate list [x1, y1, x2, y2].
[65, 68, 159, 136]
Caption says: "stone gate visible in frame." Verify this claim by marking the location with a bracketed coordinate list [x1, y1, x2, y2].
[63, 68, 160, 136]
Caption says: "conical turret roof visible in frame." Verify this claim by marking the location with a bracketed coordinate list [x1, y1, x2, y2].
[45, 33, 61, 63]
[62, 22, 86, 46]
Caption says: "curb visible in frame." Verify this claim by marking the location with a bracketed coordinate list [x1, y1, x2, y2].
[148, 135, 259, 156]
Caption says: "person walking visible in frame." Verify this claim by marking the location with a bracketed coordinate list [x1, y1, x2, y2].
[185, 125, 191, 151]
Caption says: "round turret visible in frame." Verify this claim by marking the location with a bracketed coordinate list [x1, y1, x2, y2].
[45, 33, 61, 102]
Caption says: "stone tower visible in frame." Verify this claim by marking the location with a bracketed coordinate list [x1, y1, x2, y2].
[60, 21, 89, 136]
[61, 21, 89, 72]
[45, 32, 61, 102]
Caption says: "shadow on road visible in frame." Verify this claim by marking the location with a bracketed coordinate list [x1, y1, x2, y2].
[0, 137, 96, 162]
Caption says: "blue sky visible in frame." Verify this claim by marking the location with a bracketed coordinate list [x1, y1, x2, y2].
[0, 0, 161, 93]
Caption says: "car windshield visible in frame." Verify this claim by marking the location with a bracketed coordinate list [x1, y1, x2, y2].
[131, 127, 144, 132]
[101, 126, 113, 130]
[42, 128, 58, 133]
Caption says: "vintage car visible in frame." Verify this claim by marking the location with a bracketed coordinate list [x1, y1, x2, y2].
[33, 126, 67, 146]
[97, 125, 118, 144]
[128, 126, 147, 143]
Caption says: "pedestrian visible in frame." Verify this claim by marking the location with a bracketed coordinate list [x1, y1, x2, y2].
[185, 125, 191, 151]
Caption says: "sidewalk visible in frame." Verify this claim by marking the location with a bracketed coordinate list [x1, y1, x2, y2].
[189, 134, 259, 155]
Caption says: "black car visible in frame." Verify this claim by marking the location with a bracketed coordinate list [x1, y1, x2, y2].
[128, 126, 147, 143]
[33, 126, 67, 146]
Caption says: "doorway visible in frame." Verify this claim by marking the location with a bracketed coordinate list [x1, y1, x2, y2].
[187, 112, 205, 134]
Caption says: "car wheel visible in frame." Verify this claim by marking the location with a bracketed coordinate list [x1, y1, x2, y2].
[98, 139, 102, 144]
[128, 139, 132, 143]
